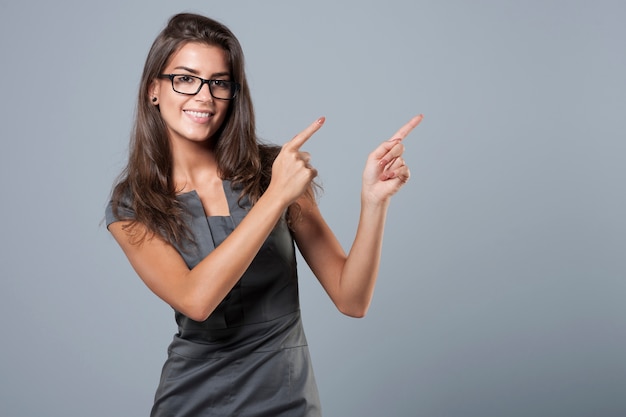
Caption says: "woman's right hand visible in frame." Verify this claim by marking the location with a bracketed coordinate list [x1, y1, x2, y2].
[267, 117, 325, 205]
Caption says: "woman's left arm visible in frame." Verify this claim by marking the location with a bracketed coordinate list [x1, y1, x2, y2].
[292, 115, 423, 317]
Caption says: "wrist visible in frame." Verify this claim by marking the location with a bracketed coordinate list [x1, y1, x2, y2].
[360, 190, 391, 211]
[262, 183, 293, 211]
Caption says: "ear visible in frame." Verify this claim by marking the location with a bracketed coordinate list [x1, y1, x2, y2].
[149, 80, 161, 105]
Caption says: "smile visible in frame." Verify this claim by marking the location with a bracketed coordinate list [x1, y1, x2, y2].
[184, 110, 212, 118]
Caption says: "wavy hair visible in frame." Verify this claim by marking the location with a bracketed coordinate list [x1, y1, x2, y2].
[110, 13, 292, 246]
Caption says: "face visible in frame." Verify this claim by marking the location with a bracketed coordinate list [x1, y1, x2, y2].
[151, 42, 232, 145]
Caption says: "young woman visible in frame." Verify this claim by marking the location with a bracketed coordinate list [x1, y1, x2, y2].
[106, 12, 422, 417]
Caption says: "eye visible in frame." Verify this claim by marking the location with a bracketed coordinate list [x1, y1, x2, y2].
[176, 75, 196, 84]
[211, 80, 228, 88]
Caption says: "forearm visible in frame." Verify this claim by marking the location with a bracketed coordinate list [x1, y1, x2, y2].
[336, 197, 390, 317]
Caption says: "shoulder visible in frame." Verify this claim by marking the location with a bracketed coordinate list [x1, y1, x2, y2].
[105, 183, 135, 228]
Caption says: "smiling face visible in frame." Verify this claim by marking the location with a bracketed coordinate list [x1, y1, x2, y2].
[151, 42, 232, 145]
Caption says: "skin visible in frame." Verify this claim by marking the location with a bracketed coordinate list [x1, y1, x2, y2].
[109, 41, 423, 321]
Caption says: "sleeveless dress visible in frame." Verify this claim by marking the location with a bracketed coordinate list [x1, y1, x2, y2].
[105, 180, 322, 416]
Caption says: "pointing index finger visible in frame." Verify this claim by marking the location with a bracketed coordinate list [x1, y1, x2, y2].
[286, 117, 325, 150]
[390, 114, 423, 141]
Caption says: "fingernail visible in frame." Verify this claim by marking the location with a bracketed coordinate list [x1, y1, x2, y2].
[317, 117, 325, 124]
[379, 159, 388, 166]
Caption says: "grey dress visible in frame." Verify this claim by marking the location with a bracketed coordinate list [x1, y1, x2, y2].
[106, 180, 321, 416]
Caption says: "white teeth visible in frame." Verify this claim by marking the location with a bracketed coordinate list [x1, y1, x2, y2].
[185, 110, 211, 118]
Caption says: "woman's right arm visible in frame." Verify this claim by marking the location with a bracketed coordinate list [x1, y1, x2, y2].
[109, 117, 324, 322]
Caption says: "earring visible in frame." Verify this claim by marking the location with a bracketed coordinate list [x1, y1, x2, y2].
[152, 97, 158, 103]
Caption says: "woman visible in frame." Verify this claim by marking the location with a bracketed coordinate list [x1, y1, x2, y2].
[106, 12, 422, 416]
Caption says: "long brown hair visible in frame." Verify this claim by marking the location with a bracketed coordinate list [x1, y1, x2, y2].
[111, 13, 283, 246]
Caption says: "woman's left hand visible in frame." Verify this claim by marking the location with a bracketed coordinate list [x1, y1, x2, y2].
[362, 114, 423, 204]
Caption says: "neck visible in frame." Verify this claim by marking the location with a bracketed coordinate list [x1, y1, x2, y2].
[170, 137, 220, 192]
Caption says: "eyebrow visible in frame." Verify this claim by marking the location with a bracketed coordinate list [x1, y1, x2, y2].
[172, 66, 231, 78]
[173, 66, 200, 74]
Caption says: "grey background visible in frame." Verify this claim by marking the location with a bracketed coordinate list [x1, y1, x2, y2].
[1, 0, 625, 416]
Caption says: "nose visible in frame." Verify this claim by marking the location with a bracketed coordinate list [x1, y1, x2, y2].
[196, 81, 213, 101]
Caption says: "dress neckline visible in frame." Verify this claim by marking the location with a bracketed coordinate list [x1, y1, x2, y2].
[175, 180, 245, 220]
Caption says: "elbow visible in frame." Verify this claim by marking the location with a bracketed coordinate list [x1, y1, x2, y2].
[185, 309, 211, 323]
[178, 305, 210, 322]
[344, 310, 367, 319]
[178, 297, 216, 323]
[337, 302, 369, 319]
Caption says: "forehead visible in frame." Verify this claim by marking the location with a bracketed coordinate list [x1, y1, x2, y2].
[164, 42, 230, 74]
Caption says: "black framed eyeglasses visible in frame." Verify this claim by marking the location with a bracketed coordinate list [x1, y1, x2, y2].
[158, 74, 240, 100]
